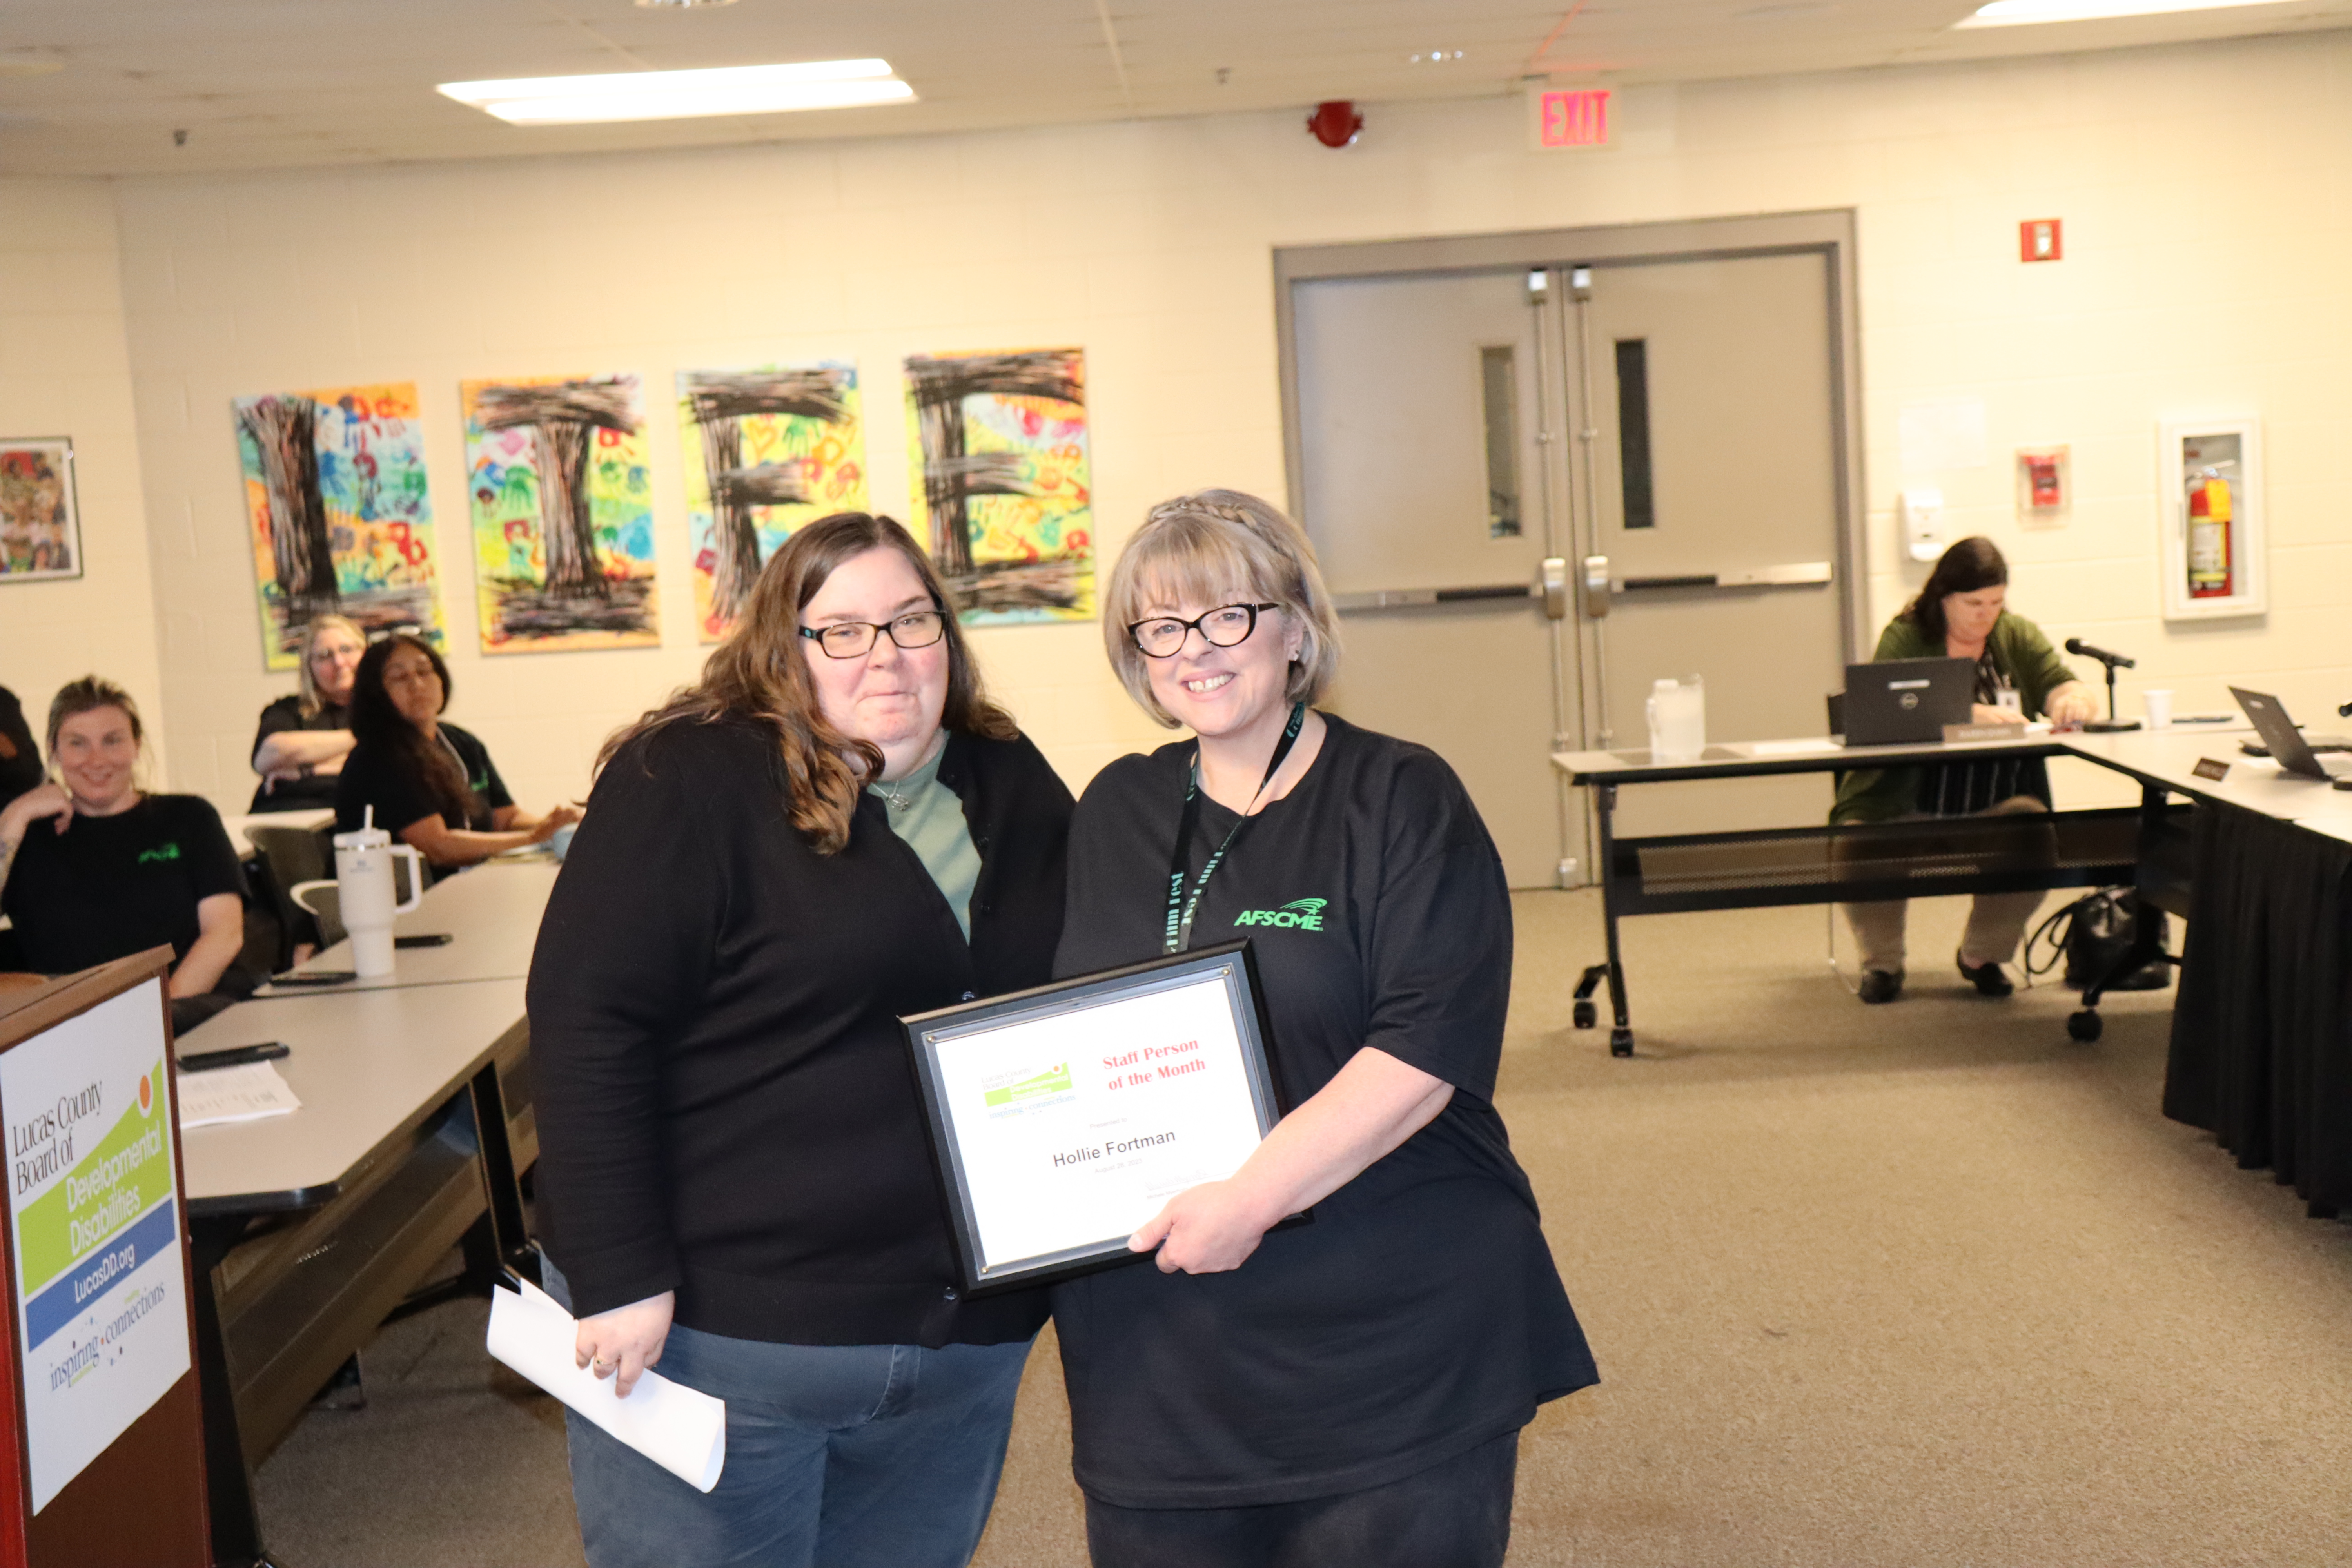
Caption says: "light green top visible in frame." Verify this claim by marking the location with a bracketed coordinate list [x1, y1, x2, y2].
[869, 742, 981, 940]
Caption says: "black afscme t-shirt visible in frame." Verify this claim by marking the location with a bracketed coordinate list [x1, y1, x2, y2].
[1049, 713, 1596, 1509]
[2, 793, 247, 976]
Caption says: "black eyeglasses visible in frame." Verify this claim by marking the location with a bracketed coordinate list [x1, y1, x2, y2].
[799, 610, 947, 659]
[1128, 603, 1282, 659]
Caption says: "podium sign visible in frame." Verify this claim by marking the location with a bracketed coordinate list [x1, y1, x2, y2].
[0, 953, 207, 1567]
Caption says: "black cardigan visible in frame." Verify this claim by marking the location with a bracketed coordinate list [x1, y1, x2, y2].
[528, 716, 1073, 1346]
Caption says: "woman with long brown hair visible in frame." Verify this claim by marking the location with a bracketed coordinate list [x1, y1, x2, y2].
[333, 633, 578, 873]
[527, 512, 1073, 1568]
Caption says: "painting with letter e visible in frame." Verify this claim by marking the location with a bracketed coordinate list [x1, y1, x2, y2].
[4, 980, 190, 1515]
[901, 942, 1294, 1294]
[904, 347, 1094, 625]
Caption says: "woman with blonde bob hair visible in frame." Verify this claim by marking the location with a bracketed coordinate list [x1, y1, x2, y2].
[1051, 490, 1595, 1568]
[249, 612, 367, 811]
[528, 512, 1073, 1568]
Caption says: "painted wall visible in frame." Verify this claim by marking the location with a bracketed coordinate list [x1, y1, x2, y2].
[106, 28, 2352, 817]
[0, 179, 166, 781]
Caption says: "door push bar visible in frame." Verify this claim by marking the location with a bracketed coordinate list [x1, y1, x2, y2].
[1579, 557, 1831, 619]
[1333, 557, 1574, 621]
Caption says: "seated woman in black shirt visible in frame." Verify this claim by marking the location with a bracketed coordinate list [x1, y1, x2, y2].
[0, 677, 250, 1027]
[334, 634, 578, 873]
[249, 613, 365, 812]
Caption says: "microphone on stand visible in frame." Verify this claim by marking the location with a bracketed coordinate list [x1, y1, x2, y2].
[2064, 639, 2140, 731]
[2064, 638, 2136, 669]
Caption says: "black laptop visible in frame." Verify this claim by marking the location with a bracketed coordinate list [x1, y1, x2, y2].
[1837, 657, 1975, 746]
[2229, 687, 2352, 779]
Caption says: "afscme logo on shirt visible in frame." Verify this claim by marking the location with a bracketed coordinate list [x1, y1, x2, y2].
[1233, 897, 1326, 931]
[135, 842, 181, 864]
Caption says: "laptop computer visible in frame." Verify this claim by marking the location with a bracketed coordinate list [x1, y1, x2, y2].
[2229, 687, 2352, 779]
[1838, 657, 1975, 746]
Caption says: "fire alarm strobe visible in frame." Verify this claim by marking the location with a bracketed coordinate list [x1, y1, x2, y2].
[2020, 218, 2062, 262]
[1307, 100, 1363, 148]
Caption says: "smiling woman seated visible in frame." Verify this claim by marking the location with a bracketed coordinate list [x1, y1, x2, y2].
[0, 676, 253, 1032]
[332, 635, 580, 877]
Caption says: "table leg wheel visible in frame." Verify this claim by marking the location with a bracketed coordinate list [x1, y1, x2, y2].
[1573, 1000, 1597, 1029]
[1610, 1028, 1635, 1057]
[2066, 1010, 2102, 1043]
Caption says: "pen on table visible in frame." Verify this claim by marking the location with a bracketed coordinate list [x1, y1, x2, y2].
[178, 1042, 292, 1073]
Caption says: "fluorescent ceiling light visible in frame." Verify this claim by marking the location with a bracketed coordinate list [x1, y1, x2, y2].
[438, 59, 914, 124]
[1956, 0, 2297, 26]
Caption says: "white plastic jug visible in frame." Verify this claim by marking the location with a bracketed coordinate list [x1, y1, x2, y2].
[335, 808, 424, 978]
[1646, 675, 1707, 764]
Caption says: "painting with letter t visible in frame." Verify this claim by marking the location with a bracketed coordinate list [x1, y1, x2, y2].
[904, 348, 1094, 624]
[234, 382, 445, 670]
[461, 374, 659, 653]
[677, 363, 867, 642]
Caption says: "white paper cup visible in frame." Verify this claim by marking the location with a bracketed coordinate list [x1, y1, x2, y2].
[2143, 689, 2174, 730]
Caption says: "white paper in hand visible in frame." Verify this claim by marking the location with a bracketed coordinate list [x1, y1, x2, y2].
[486, 1279, 726, 1493]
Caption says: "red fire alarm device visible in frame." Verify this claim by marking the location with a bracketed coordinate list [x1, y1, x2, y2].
[1531, 88, 1612, 150]
[2020, 219, 2062, 262]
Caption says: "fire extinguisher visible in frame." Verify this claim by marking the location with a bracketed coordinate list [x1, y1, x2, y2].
[2187, 469, 2232, 599]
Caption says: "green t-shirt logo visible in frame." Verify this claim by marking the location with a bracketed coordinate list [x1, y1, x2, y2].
[135, 842, 181, 865]
[1234, 897, 1327, 931]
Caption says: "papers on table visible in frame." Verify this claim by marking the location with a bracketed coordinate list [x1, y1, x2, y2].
[486, 1278, 726, 1494]
[176, 1061, 301, 1129]
[1744, 738, 1839, 757]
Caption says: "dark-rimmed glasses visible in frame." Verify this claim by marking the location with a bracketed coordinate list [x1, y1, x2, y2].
[1128, 603, 1282, 659]
[799, 610, 947, 659]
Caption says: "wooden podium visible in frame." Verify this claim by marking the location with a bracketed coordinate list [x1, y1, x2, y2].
[0, 950, 209, 1567]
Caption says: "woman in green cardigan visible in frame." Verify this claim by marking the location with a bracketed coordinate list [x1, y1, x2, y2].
[1833, 537, 2098, 1004]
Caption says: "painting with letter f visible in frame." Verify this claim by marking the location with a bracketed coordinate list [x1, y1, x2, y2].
[461, 373, 659, 653]
[233, 382, 445, 670]
[904, 348, 1094, 624]
[678, 362, 867, 642]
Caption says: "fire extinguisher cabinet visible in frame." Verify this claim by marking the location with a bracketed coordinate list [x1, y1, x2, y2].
[2158, 416, 2264, 621]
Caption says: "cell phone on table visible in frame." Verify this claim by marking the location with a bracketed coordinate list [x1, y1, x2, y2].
[269, 969, 357, 986]
[396, 933, 454, 949]
[179, 1042, 290, 1073]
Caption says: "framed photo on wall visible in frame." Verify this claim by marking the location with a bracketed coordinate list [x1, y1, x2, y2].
[0, 437, 82, 583]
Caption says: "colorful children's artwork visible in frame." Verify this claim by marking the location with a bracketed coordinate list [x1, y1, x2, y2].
[461, 374, 658, 653]
[234, 383, 445, 670]
[677, 364, 867, 642]
[903, 348, 1094, 624]
[0, 439, 82, 582]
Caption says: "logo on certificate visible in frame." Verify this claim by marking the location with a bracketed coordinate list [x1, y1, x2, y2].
[981, 1062, 1074, 1113]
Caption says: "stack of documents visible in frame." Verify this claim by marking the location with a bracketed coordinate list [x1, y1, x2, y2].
[486, 1277, 726, 1493]
[176, 1061, 301, 1128]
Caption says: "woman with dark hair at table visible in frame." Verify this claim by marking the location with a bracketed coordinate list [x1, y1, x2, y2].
[249, 613, 366, 811]
[0, 677, 252, 1031]
[529, 512, 1073, 1568]
[1049, 490, 1593, 1568]
[1833, 535, 2097, 1004]
[334, 633, 577, 876]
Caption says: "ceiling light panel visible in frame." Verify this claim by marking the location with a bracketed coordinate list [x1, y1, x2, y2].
[436, 59, 915, 124]
[1956, 0, 2299, 25]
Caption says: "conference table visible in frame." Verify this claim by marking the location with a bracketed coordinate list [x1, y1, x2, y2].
[177, 857, 553, 1567]
[1553, 721, 2352, 1216]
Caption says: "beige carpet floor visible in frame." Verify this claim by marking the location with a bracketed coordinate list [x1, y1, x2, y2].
[259, 890, 2352, 1566]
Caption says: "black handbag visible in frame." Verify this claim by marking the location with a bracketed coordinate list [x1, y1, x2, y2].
[2026, 888, 2172, 991]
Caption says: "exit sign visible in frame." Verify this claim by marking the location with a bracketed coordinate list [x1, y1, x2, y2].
[1530, 87, 1612, 150]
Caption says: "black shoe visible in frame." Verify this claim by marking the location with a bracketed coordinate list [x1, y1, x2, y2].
[1858, 969, 1904, 1004]
[1957, 952, 2015, 998]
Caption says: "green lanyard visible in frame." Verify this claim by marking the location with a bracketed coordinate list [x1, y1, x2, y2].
[1163, 703, 1306, 955]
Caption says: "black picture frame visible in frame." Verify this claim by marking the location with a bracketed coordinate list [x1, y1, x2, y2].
[901, 939, 1291, 1296]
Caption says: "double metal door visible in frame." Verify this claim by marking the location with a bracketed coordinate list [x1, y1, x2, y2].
[1287, 229, 1855, 885]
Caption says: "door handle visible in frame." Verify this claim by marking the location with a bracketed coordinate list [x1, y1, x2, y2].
[1581, 555, 1610, 619]
[1610, 560, 1833, 593]
[1540, 557, 1569, 621]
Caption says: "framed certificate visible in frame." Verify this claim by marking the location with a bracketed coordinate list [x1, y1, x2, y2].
[902, 940, 1290, 1295]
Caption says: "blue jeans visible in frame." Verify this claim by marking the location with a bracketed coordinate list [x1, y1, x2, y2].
[541, 1260, 1033, 1568]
